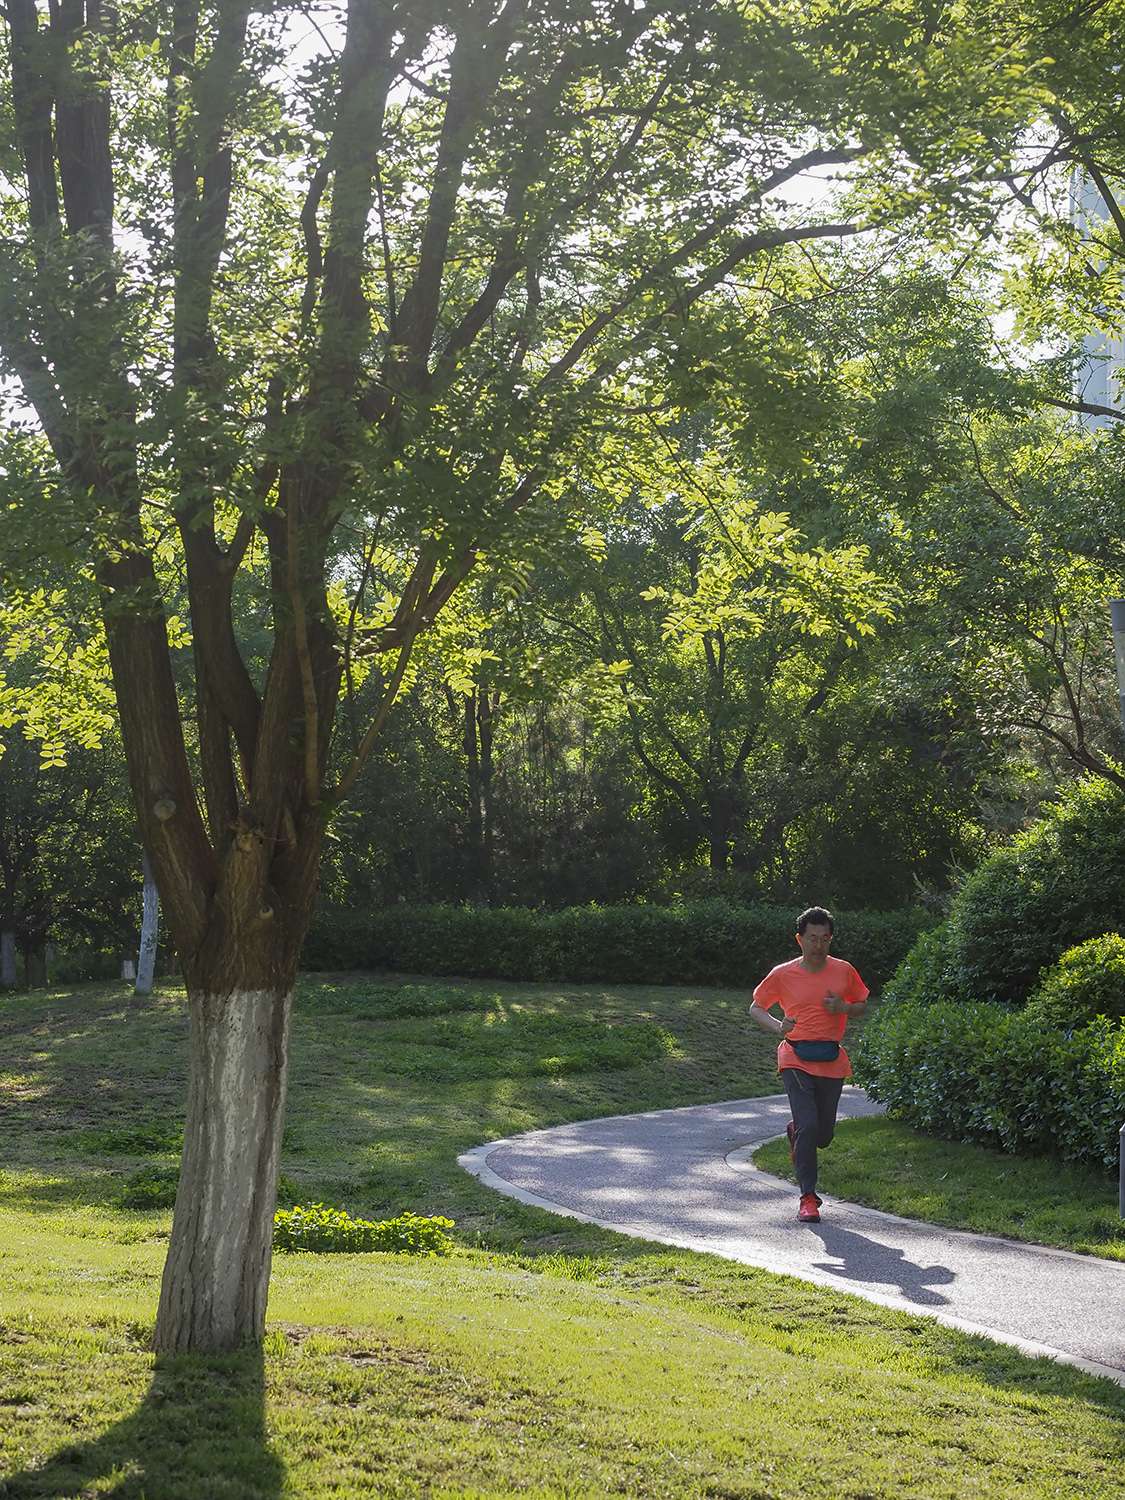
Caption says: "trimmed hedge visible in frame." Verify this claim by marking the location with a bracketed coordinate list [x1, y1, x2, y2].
[303, 899, 932, 992]
[853, 998, 1125, 1173]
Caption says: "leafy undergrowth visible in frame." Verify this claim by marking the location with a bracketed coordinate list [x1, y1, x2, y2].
[0, 976, 1123, 1498]
[273, 1204, 455, 1255]
[754, 1116, 1125, 1261]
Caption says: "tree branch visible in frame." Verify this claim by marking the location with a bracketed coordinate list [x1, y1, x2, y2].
[537, 149, 863, 391]
[53, 0, 115, 247]
[391, 3, 527, 389]
[433, 17, 678, 383]
[7, 0, 61, 233]
[286, 479, 320, 809]
[1039, 393, 1124, 423]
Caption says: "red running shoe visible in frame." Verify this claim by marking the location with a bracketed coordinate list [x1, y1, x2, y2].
[786, 1121, 797, 1161]
[798, 1193, 822, 1223]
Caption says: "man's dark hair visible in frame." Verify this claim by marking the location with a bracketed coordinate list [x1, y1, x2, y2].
[797, 905, 834, 934]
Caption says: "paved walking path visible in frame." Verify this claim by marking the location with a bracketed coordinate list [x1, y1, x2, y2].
[459, 1089, 1125, 1387]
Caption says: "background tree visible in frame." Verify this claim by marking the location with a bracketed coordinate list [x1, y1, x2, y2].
[0, 729, 139, 985]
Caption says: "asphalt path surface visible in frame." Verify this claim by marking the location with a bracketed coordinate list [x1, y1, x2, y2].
[459, 1088, 1125, 1386]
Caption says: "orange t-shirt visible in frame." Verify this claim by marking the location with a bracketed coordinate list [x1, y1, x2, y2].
[752, 955, 869, 1079]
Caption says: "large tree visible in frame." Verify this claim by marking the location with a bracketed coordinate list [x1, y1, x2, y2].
[0, 0, 1042, 1350]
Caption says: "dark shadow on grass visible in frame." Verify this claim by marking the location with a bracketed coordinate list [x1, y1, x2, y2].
[0, 1345, 283, 1500]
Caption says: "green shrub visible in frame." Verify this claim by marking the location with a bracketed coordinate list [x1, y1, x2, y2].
[1024, 935, 1125, 1031]
[879, 920, 960, 1006]
[273, 1204, 454, 1255]
[276, 1173, 300, 1207]
[304, 900, 931, 992]
[945, 778, 1125, 1004]
[116, 1164, 180, 1209]
[854, 998, 1125, 1173]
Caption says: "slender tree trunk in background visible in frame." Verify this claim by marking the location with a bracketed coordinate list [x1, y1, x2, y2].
[463, 686, 500, 904]
[25, 944, 47, 988]
[136, 849, 159, 996]
[463, 692, 486, 901]
[478, 689, 499, 904]
[0, 930, 16, 989]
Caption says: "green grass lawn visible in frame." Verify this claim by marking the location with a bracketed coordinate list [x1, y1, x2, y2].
[754, 1116, 1125, 1261]
[1, 974, 1123, 1499]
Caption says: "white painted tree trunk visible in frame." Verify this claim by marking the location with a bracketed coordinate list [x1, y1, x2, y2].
[0, 930, 16, 989]
[154, 986, 292, 1352]
[136, 850, 159, 996]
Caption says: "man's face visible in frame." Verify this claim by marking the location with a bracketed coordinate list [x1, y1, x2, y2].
[797, 923, 833, 966]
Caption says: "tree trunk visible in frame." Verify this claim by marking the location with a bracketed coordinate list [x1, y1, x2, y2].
[25, 944, 47, 988]
[463, 692, 486, 900]
[136, 849, 159, 996]
[478, 688, 499, 903]
[707, 788, 734, 872]
[462, 686, 500, 904]
[0, 930, 16, 989]
[154, 983, 293, 1353]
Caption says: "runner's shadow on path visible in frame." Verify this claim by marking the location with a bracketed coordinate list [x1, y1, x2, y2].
[806, 1222, 956, 1306]
[0, 1346, 283, 1499]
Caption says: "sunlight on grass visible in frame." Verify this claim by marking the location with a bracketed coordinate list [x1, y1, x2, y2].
[1, 977, 1122, 1498]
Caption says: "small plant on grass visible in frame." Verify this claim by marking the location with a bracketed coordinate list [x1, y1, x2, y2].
[116, 1164, 180, 1209]
[273, 1204, 455, 1255]
[275, 1173, 301, 1207]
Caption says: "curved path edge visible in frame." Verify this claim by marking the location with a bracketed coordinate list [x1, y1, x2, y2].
[459, 1091, 1125, 1390]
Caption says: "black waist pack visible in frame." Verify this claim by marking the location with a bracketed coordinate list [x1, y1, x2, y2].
[790, 1039, 840, 1062]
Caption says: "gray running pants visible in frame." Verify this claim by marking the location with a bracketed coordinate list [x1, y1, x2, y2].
[780, 1067, 845, 1196]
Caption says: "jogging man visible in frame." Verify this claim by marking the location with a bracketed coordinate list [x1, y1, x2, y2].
[750, 905, 869, 1222]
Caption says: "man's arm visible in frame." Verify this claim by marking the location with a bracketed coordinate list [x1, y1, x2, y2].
[824, 993, 868, 1018]
[750, 1002, 796, 1038]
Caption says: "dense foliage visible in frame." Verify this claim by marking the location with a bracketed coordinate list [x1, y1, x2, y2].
[116, 1165, 181, 1210]
[865, 780, 1125, 1172]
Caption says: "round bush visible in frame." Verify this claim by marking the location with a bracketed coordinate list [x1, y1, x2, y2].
[934, 778, 1125, 1005]
[1024, 934, 1125, 1030]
